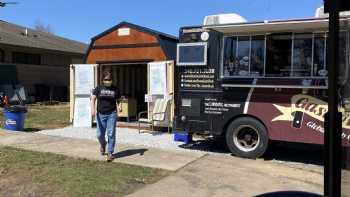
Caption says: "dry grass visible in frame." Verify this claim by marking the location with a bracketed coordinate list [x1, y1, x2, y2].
[0, 147, 169, 197]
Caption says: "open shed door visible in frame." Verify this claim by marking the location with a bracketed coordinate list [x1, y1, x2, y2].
[147, 61, 174, 128]
[70, 64, 98, 127]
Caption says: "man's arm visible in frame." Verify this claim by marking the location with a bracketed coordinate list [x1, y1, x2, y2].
[116, 88, 122, 112]
[91, 95, 97, 118]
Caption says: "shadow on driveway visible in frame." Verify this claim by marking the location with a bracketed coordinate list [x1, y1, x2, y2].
[254, 191, 323, 197]
[113, 148, 148, 158]
[179, 137, 324, 166]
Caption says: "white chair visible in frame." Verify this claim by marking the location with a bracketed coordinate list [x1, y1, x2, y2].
[138, 99, 170, 133]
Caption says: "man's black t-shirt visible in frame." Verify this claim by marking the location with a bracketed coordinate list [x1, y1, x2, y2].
[92, 85, 121, 114]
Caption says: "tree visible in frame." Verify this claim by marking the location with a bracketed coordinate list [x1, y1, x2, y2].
[33, 20, 54, 34]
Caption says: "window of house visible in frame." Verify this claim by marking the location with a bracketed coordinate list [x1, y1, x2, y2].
[292, 33, 313, 77]
[265, 33, 293, 77]
[12, 52, 41, 65]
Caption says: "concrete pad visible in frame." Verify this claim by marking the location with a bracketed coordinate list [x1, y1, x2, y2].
[0, 131, 205, 171]
[128, 154, 323, 197]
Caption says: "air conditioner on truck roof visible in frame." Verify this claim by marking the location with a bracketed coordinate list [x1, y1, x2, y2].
[203, 13, 247, 26]
[315, 6, 350, 18]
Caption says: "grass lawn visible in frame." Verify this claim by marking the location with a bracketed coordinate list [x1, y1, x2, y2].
[0, 147, 169, 197]
[0, 103, 70, 131]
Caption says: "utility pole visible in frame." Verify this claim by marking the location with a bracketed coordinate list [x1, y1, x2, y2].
[324, 0, 350, 197]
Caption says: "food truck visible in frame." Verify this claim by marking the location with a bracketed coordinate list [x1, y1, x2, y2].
[174, 14, 350, 158]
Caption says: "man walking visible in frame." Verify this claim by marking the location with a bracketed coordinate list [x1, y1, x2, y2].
[91, 71, 121, 162]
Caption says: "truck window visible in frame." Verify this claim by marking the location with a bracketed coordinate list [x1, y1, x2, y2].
[339, 31, 348, 86]
[265, 33, 293, 77]
[250, 35, 265, 76]
[223, 35, 265, 77]
[223, 36, 237, 76]
[292, 33, 313, 77]
[236, 36, 250, 76]
[313, 33, 327, 77]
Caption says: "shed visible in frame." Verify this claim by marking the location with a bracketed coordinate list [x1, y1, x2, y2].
[84, 22, 178, 118]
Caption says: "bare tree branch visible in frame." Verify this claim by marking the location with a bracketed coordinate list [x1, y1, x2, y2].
[34, 20, 54, 34]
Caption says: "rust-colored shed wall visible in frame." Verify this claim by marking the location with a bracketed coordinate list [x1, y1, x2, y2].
[86, 25, 167, 64]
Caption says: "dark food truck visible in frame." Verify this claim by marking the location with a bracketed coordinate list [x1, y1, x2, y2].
[174, 15, 350, 158]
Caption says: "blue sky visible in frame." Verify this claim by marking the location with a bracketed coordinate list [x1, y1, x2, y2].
[0, 0, 323, 44]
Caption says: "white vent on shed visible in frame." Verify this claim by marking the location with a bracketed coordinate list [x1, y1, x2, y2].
[118, 28, 130, 36]
[203, 13, 247, 26]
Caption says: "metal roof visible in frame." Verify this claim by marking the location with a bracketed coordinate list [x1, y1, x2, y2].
[91, 21, 178, 41]
[0, 20, 88, 55]
[203, 17, 350, 34]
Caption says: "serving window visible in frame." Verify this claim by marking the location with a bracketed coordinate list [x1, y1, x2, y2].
[265, 33, 292, 77]
[250, 35, 265, 77]
[313, 33, 327, 76]
[223, 35, 265, 77]
[221, 31, 348, 79]
[292, 33, 313, 77]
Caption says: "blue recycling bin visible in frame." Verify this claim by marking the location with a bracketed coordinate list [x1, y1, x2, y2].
[3, 105, 27, 131]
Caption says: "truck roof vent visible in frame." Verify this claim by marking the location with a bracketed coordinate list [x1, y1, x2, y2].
[203, 13, 247, 26]
[315, 6, 350, 18]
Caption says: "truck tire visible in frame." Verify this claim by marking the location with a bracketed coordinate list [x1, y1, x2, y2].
[226, 117, 268, 159]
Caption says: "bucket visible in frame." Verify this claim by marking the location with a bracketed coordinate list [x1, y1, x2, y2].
[3, 105, 27, 131]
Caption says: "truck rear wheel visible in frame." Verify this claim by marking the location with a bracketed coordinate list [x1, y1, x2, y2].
[226, 117, 268, 159]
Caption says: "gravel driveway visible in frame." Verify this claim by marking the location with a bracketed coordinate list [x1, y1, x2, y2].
[38, 126, 209, 154]
[38, 126, 324, 172]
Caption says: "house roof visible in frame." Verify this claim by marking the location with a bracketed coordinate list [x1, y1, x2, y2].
[0, 20, 88, 55]
[91, 21, 178, 41]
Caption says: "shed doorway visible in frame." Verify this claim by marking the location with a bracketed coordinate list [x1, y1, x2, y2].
[99, 63, 148, 122]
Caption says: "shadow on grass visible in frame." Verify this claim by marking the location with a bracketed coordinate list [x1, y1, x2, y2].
[0, 127, 41, 132]
[113, 148, 148, 158]
[23, 128, 41, 132]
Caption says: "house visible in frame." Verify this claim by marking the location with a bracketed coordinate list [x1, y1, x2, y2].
[0, 20, 87, 102]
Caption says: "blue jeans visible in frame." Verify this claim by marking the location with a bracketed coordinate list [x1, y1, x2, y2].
[96, 111, 117, 154]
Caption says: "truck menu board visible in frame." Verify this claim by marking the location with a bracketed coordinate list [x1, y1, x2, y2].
[180, 68, 215, 89]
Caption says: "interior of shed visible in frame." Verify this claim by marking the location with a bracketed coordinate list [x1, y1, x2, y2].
[99, 63, 148, 121]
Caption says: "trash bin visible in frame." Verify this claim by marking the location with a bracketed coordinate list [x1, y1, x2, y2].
[3, 105, 27, 131]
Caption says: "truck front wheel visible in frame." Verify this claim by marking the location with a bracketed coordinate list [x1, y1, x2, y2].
[225, 117, 268, 159]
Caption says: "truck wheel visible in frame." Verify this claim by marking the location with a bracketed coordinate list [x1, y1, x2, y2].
[226, 117, 268, 159]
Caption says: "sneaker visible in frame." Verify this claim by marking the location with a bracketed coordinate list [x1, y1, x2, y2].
[100, 143, 106, 156]
[107, 153, 115, 162]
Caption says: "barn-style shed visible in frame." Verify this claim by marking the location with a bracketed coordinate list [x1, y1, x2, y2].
[84, 22, 178, 116]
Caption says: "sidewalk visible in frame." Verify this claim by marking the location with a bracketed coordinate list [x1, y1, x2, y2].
[0, 129, 205, 171]
[0, 129, 324, 196]
[128, 154, 323, 197]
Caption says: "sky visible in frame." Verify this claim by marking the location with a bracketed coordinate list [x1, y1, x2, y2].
[0, 0, 324, 44]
